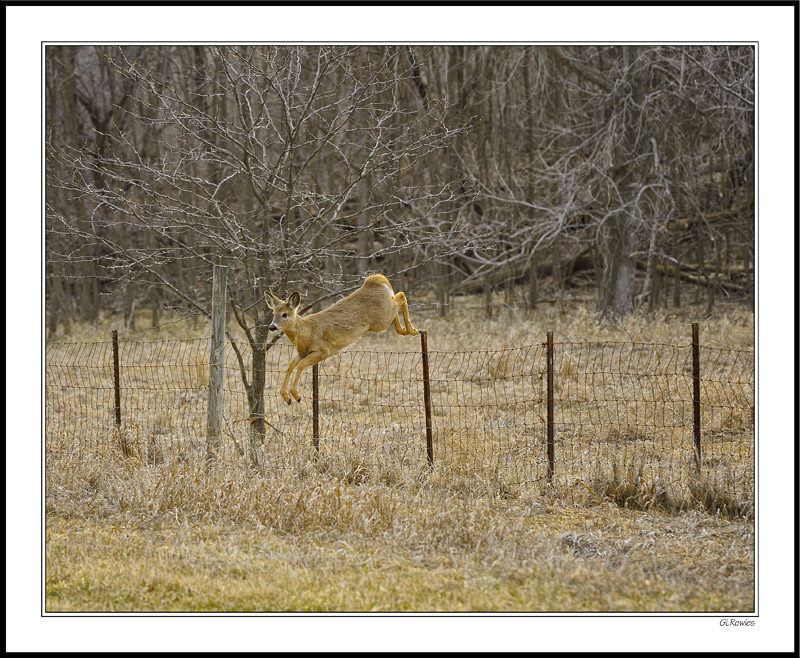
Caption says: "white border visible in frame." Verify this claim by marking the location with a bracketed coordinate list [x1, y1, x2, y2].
[8, 4, 795, 654]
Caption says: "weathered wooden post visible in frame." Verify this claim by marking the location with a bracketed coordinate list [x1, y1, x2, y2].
[111, 330, 121, 427]
[206, 264, 227, 459]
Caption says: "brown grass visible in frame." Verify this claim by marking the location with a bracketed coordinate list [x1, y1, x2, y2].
[45, 296, 755, 612]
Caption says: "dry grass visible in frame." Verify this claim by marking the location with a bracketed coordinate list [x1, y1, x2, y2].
[45, 295, 755, 612]
[45, 439, 754, 612]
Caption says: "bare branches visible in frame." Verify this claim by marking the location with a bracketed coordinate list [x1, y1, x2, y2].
[545, 46, 614, 94]
[46, 44, 754, 331]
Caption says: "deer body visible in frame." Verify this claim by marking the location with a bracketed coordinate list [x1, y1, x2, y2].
[265, 274, 419, 404]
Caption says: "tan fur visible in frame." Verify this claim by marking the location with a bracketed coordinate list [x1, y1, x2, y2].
[265, 274, 419, 404]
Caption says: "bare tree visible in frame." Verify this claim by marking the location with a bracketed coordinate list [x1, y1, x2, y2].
[47, 45, 755, 356]
[443, 45, 754, 318]
[46, 45, 476, 459]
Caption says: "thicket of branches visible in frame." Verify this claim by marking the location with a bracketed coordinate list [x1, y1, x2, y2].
[45, 45, 754, 444]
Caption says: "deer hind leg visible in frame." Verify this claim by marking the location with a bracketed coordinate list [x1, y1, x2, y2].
[392, 292, 419, 336]
[288, 350, 329, 403]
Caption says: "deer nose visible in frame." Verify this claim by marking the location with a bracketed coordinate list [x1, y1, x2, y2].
[269, 324, 278, 331]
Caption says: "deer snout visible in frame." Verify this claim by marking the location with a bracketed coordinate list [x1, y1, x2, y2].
[269, 323, 278, 332]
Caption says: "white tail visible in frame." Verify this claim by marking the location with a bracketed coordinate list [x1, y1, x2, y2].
[265, 274, 419, 404]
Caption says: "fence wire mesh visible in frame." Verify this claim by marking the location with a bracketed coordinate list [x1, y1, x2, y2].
[45, 337, 211, 460]
[553, 341, 754, 505]
[45, 330, 754, 504]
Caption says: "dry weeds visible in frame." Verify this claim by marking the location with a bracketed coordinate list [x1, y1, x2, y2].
[45, 297, 755, 612]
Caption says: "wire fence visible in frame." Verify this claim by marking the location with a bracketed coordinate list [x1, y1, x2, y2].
[45, 325, 755, 506]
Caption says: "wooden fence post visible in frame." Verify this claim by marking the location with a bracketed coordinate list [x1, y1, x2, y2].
[206, 264, 227, 459]
[112, 330, 121, 427]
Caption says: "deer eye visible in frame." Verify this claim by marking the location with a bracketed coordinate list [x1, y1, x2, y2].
[282, 313, 288, 318]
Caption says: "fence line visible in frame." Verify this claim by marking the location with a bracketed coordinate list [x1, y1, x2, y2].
[44, 325, 755, 503]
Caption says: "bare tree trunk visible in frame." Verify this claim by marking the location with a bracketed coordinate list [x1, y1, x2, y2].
[247, 343, 267, 466]
[648, 257, 662, 313]
[67, 132, 100, 322]
[612, 254, 635, 319]
[357, 174, 374, 275]
[434, 260, 450, 317]
[672, 256, 682, 308]
[150, 286, 160, 329]
[527, 252, 538, 311]
[484, 271, 494, 320]
[695, 224, 705, 305]
[551, 245, 563, 300]
[126, 296, 137, 333]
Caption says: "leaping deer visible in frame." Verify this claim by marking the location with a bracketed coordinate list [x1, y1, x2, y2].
[265, 274, 420, 405]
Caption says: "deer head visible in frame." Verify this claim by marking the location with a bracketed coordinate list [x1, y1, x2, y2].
[265, 290, 301, 335]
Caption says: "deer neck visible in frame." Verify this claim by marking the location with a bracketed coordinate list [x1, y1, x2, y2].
[281, 316, 307, 346]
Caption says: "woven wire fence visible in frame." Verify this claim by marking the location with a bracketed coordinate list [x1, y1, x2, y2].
[45, 327, 754, 503]
[45, 336, 211, 459]
[555, 341, 754, 505]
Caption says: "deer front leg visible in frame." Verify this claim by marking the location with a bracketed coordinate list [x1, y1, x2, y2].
[280, 355, 302, 405]
[289, 350, 329, 403]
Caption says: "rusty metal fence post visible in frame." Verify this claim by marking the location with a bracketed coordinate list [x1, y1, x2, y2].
[692, 322, 702, 469]
[312, 363, 320, 455]
[546, 331, 555, 482]
[111, 329, 121, 427]
[420, 330, 434, 466]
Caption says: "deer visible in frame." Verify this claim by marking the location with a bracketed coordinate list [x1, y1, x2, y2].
[265, 273, 420, 405]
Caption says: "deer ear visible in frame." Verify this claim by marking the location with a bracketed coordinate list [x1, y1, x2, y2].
[288, 291, 301, 310]
[264, 291, 277, 310]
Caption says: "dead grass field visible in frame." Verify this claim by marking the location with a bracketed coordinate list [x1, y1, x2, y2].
[45, 297, 755, 612]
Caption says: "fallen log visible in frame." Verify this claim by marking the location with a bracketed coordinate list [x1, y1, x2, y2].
[635, 260, 749, 291]
[667, 194, 754, 231]
[452, 249, 597, 295]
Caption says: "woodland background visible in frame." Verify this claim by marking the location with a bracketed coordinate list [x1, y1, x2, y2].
[44, 44, 756, 451]
[45, 45, 754, 327]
